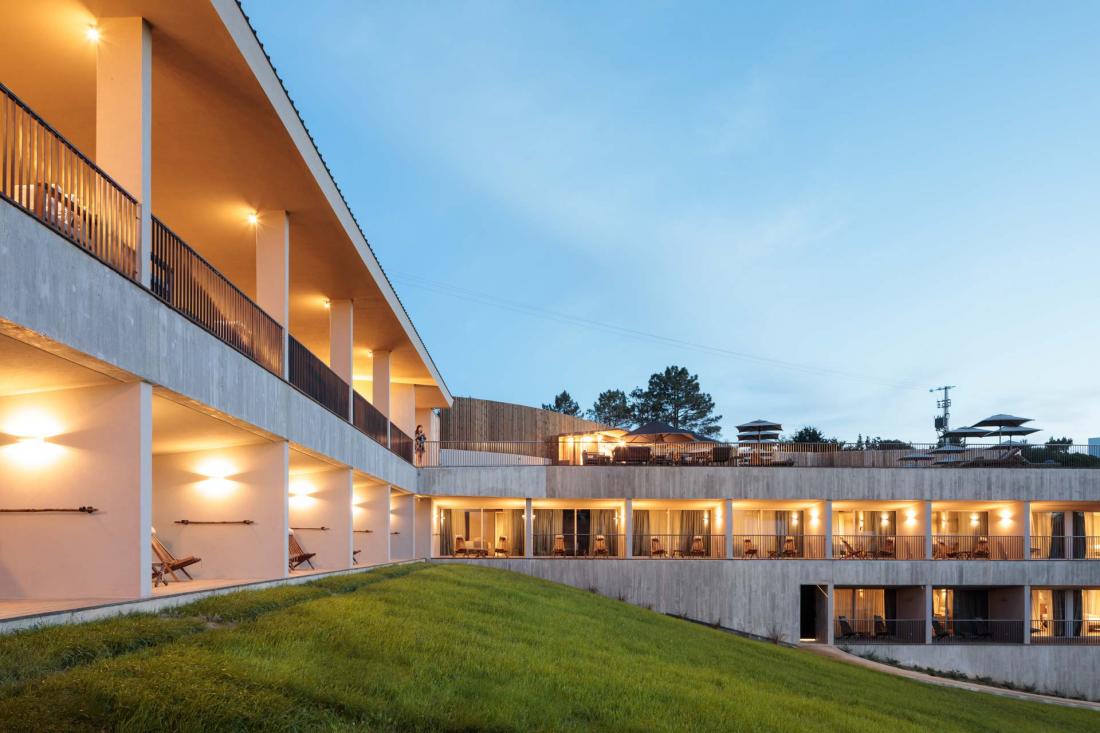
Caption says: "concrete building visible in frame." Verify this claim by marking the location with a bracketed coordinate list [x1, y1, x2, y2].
[1, 0, 1098, 702]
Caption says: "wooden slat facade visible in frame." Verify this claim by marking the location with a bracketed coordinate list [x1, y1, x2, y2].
[439, 397, 609, 443]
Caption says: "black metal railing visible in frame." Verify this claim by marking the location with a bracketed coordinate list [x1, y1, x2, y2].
[834, 618, 926, 644]
[1033, 536, 1100, 559]
[731, 534, 826, 559]
[151, 217, 283, 376]
[389, 422, 414, 463]
[1, 81, 139, 279]
[288, 335, 349, 419]
[931, 618, 1025, 644]
[1030, 619, 1100, 645]
[631, 534, 725, 558]
[532, 533, 626, 558]
[421, 440, 1100, 469]
[932, 535, 1024, 560]
[353, 390, 389, 447]
[833, 534, 926, 560]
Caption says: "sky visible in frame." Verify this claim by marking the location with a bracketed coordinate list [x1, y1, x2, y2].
[245, 1, 1100, 443]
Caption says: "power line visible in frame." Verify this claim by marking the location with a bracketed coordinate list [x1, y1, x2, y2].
[388, 270, 923, 391]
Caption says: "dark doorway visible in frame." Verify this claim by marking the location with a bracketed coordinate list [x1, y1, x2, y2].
[800, 585, 818, 640]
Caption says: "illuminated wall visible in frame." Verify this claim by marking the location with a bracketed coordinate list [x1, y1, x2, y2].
[289, 466, 352, 570]
[0, 382, 150, 599]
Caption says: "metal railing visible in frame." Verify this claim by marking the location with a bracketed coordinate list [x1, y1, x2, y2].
[1033, 536, 1100, 560]
[833, 534, 925, 560]
[151, 217, 283, 376]
[532, 533, 626, 558]
[352, 390, 389, 447]
[931, 618, 1025, 644]
[390, 422, 414, 464]
[834, 618, 926, 644]
[732, 534, 826, 559]
[433, 535, 521, 558]
[1030, 619, 1100, 645]
[932, 535, 1024, 560]
[421, 440, 1100, 469]
[287, 335, 349, 419]
[1, 82, 140, 280]
[631, 534, 726, 558]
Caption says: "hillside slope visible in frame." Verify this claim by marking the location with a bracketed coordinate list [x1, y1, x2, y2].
[0, 563, 1092, 732]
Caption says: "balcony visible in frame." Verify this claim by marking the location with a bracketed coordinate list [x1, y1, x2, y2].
[1030, 619, 1100, 645]
[733, 534, 826, 559]
[835, 618, 926, 644]
[932, 535, 1025, 560]
[834, 535, 925, 560]
[931, 619, 1026, 644]
[633, 534, 725, 558]
[420, 439, 1100, 469]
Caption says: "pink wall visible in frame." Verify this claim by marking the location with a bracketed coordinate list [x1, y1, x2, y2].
[152, 441, 287, 580]
[0, 382, 150, 599]
[353, 481, 390, 565]
[289, 467, 352, 570]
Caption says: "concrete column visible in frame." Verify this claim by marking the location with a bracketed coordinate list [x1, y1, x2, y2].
[390, 384, 416, 438]
[823, 500, 833, 559]
[826, 583, 835, 645]
[924, 501, 934, 559]
[1022, 501, 1032, 560]
[724, 499, 734, 559]
[624, 498, 633, 558]
[328, 299, 354, 414]
[1023, 585, 1032, 644]
[372, 351, 391, 416]
[524, 498, 533, 558]
[925, 584, 934, 644]
[255, 211, 289, 374]
[96, 17, 152, 285]
[288, 467, 352, 570]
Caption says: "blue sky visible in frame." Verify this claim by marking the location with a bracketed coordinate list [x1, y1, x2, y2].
[246, 1, 1100, 442]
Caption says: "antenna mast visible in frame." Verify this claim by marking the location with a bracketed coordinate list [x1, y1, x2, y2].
[929, 385, 956, 444]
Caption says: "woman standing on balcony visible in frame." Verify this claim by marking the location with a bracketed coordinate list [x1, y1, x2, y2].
[415, 425, 427, 465]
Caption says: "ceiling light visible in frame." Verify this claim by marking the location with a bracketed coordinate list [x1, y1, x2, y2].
[247, 212, 259, 226]
[85, 26, 100, 43]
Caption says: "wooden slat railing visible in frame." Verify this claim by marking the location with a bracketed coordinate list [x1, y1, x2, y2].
[1, 81, 139, 279]
[353, 390, 389, 447]
[389, 422, 414, 463]
[288, 335, 349, 419]
[150, 217, 284, 376]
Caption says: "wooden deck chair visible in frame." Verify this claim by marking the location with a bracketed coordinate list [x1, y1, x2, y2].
[873, 615, 891, 639]
[875, 538, 896, 559]
[288, 532, 316, 571]
[781, 535, 798, 557]
[552, 534, 566, 556]
[151, 534, 200, 587]
[973, 536, 991, 559]
[454, 535, 468, 557]
[689, 535, 706, 557]
[742, 538, 758, 558]
[495, 536, 510, 557]
[650, 536, 668, 557]
[932, 618, 951, 640]
[594, 534, 609, 557]
[840, 537, 863, 559]
[352, 549, 361, 565]
[836, 616, 859, 640]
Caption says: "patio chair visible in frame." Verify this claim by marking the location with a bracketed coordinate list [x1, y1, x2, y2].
[973, 536, 991, 559]
[781, 536, 798, 558]
[594, 534, 609, 557]
[454, 535, 469, 557]
[873, 615, 891, 639]
[840, 538, 865, 559]
[352, 549, 361, 565]
[689, 535, 706, 557]
[932, 618, 951, 641]
[151, 534, 200, 587]
[288, 532, 316, 571]
[875, 538, 896, 559]
[650, 536, 668, 558]
[552, 534, 566, 557]
[742, 538, 758, 558]
[836, 616, 859, 641]
[495, 536, 510, 557]
[972, 618, 994, 640]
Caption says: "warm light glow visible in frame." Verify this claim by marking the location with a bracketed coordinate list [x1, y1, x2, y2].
[195, 459, 237, 498]
[998, 509, 1013, 524]
[85, 25, 100, 43]
[247, 212, 259, 226]
[970, 512, 980, 526]
[196, 459, 235, 480]
[289, 480, 314, 497]
[289, 494, 315, 510]
[3, 437, 64, 469]
[3, 410, 63, 440]
[2, 410, 65, 468]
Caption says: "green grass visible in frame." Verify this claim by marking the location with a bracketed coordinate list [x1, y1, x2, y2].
[0, 564, 1092, 732]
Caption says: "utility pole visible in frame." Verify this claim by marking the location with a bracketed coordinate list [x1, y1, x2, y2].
[929, 385, 956, 445]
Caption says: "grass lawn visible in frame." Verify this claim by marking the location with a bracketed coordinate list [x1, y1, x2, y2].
[0, 563, 1092, 732]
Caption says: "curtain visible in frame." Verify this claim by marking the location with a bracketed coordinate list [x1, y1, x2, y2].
[871, 511, 895, 555]
[1051, 512, 1066, 558]
[511, 509, 525, 556]
[952, 590, 988, 638]
[835, 589, 885, 636]
[679, 510, 707, 555]
[534, 509, 561, 556]
[1053, 589, 1067, 637]
[1073, 589, 1084, 637]
[592, 509, 619, 556]
[439, 509, 454, 556]
[1072, 512, 1086, 559]
[632, 510, 650, 556]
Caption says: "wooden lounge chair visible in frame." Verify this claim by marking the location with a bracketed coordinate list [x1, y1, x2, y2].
[873, 615, 891, 639]
[494, 536, 510, 557]
[151, 534, 200, 587]
[742, 538, 758, 558]
[781, 536, 798, 557]
[594, 534, 610, 557]
[352, 549, 361, 565]
[840, 537, 866, 559]
[875, 538, 896, 559]
[454, 535, 468, 557]
[552, 534, 566, 557]
[932, 618, 951, 641]
[973, 536, 991, 559]
[650, 536, 668, 557]
[288, 532, 316, 571]
[689, 535, 706, 557]
[836, 616, 859, 640]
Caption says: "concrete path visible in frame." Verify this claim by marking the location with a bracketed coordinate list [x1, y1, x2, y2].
[802, 643, 1100, 712]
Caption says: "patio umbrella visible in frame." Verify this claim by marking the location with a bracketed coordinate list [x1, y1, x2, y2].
[623, 421, 706, 443]
[985, 441, 1030, 450]
[899, 452, 934, 462]
[736, 419, 783, 433]
[943, 426, 990, 440]
[933, 454, 971, 465]
[973, 414, 1033, 428]
[930, 444, 969, 454]
[984, 425, 1039, 438]
[737, 432, 780, 442]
